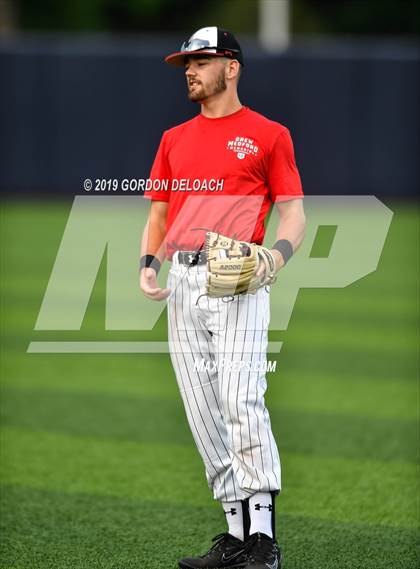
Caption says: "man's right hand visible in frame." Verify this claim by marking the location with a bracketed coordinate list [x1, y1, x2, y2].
[140, 267, 171, 301]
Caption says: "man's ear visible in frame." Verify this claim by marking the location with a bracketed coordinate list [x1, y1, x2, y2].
[226, 59, 240, 81]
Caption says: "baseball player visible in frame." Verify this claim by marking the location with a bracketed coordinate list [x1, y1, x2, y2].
[140, 27, 305, 569]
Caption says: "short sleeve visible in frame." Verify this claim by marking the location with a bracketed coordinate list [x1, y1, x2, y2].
[144, 131, 171, 202]
[268, 129, 303, 202]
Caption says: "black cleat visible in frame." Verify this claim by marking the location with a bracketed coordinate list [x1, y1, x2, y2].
[244, 532, 282, 569]
[179, 532, 248, 568]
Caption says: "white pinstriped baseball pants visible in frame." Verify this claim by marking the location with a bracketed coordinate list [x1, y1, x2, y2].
[166, 254, 281, 502]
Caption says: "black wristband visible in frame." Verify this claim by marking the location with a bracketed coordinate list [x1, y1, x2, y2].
[139, 255, 161, 274]
[272, 239, 293, 264]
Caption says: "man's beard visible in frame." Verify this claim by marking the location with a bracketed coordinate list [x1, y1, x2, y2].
[188, 71, 227, 102]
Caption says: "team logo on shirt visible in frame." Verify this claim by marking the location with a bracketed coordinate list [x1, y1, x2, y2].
[227, 136, 259, 160]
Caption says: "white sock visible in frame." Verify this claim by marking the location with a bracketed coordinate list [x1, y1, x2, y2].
[249, 492, 273, 538]
[222, 501, 244, 541]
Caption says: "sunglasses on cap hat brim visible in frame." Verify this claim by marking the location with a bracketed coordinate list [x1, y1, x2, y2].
[165, 37, 241, 67]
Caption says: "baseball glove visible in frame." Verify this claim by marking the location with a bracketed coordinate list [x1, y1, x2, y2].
[204, 231, 276, 297]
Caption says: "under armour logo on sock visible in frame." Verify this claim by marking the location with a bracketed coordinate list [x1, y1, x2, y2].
[254, 503, 273, 511]
[224, 508, 237, 516]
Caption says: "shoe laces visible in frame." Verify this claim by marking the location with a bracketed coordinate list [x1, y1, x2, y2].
[246, 533, 275, 562]
[207, 532, 232, 553]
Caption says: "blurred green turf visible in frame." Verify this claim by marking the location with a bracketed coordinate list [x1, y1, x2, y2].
[0, 200, 419, 569]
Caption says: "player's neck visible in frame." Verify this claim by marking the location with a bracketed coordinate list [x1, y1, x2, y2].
[200, 91, 242, 119]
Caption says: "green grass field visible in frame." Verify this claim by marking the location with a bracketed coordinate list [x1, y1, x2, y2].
[0, 200, 419, 569]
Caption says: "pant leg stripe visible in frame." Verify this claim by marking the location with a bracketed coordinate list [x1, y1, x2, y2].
[241, 296, 262, 490]
[234, 294, 251, 487]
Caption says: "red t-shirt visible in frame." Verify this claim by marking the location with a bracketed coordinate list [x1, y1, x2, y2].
[146, 106, 303, 258]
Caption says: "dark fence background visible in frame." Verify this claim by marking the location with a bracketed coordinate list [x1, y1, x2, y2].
[1, 36, 418, 197]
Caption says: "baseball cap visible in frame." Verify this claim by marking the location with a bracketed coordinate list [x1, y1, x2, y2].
[165, 26, 244, 68]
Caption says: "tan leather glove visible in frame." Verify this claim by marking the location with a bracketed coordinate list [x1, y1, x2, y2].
[204, 231, 276, 297]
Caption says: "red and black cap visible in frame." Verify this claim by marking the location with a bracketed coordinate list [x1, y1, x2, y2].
[165, 26, 244, 68]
